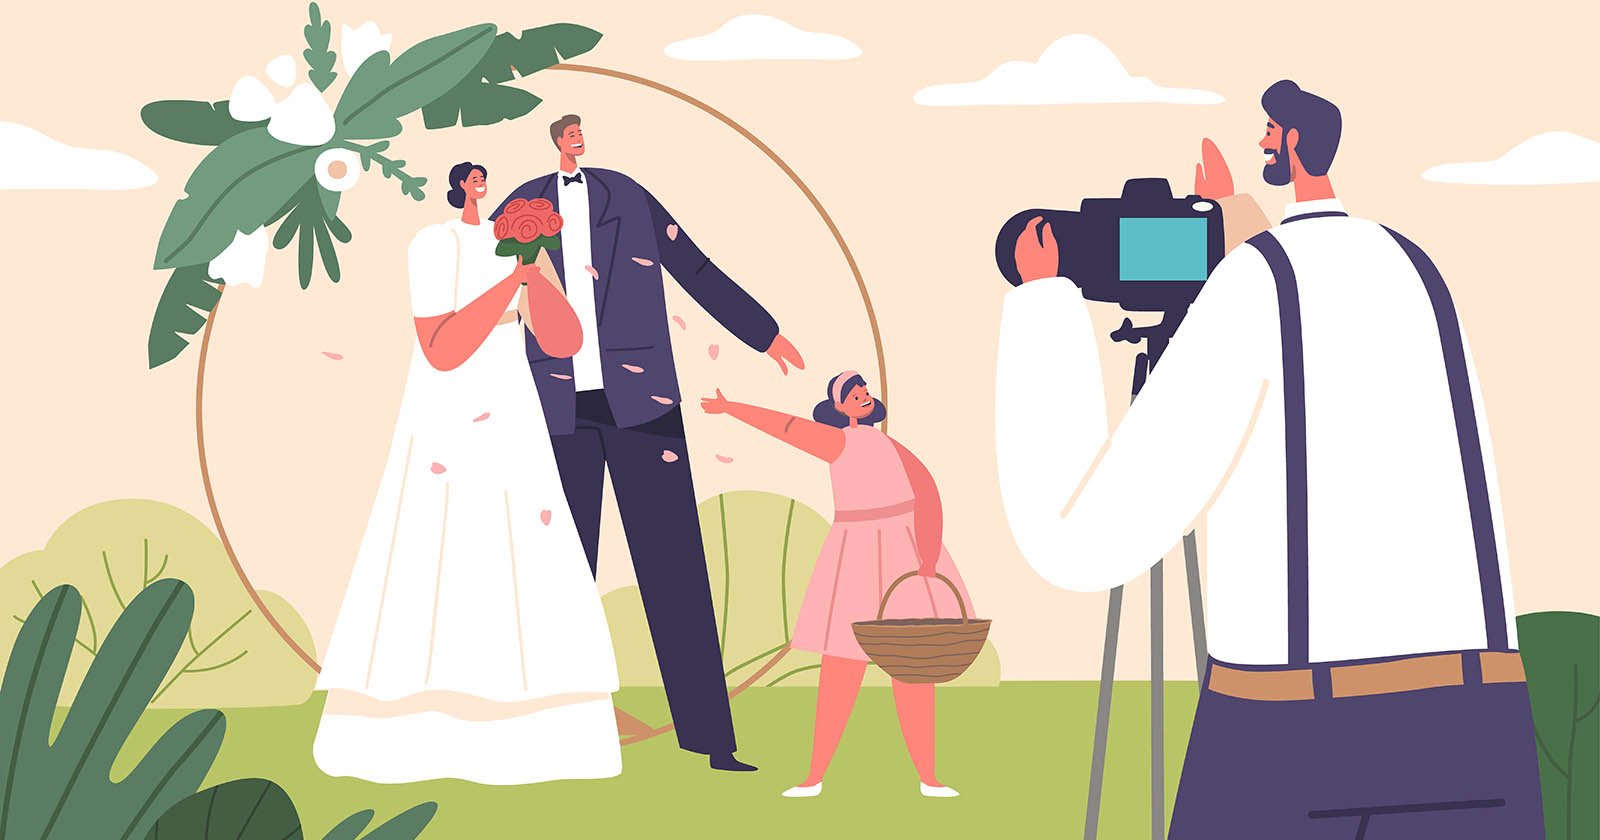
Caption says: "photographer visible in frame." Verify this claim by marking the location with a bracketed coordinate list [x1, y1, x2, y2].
[995, 80, 1543, 837]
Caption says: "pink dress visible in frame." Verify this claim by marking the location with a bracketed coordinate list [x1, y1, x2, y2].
[791, 426, 975, 661]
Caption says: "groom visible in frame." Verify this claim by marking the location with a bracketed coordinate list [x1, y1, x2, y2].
[491, 115, 804, 773]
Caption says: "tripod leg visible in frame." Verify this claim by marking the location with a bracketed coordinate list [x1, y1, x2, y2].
[1151, 560, 1165, 840]
[1183, 531, 1207, 681]
[1083, 585, 1123, 840]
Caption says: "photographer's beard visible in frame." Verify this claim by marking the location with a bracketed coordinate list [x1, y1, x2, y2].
[1263, 135, 1293, 186]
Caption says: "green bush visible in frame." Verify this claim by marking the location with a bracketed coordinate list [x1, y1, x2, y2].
[0, 500, 317, 708]
[148, 778, 436, 840]
[1519, 611, 1599, 840]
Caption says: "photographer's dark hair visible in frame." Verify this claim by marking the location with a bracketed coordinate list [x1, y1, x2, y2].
[445, 161, 487, 209]
[550, 114, 582, 146]
[1261, 80, 1342, 176]
[812, 371, 888, 428]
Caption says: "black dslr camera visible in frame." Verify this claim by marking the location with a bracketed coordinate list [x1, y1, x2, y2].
[994, 178, 1225, 314]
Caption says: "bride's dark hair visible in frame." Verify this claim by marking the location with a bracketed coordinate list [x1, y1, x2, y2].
[446, 161, 487, 209]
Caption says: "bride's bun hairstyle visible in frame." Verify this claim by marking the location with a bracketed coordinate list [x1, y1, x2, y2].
[813, 370, 887, 428]
[446, 161, 488, 209]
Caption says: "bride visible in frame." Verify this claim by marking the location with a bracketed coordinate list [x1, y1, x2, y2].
[313, 161, 622, 785]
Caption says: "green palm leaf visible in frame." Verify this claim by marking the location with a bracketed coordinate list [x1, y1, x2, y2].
[142, 778, 300, 840]
[141, 100, 265, 147]
[334, 24, 497, 140]
[421, 24, 603, 130]
[147, 265, 222, 369]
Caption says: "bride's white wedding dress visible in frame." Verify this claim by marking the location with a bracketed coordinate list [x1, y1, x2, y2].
[313, 217, 621, 785]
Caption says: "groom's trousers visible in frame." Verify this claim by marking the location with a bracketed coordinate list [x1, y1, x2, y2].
[549, 390, 738, 756]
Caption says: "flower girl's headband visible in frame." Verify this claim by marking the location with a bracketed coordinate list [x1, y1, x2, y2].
[831, 370, 860, 404]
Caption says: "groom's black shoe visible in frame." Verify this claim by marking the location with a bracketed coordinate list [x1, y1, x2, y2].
[710, 753, 758, 772]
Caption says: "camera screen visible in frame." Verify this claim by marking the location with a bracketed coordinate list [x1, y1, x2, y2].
[1118, 218, 1209, 282]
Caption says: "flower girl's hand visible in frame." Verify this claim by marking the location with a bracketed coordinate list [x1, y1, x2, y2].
[700, 389, 731, 415]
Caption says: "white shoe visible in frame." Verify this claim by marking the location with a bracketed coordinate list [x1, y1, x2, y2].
[920, 782, 960, 798]
[782, 782, 823, 798]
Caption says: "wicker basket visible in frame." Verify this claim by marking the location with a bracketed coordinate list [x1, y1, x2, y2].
[852, 571, 991, 684]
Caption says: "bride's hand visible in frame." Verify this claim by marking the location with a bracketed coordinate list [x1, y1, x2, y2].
[513, 259, 547, 286]
[700, 389, 731, 415]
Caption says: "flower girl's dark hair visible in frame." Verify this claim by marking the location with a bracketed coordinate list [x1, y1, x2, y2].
[446, 161, 487, 209]
[812, 371, 887, 428]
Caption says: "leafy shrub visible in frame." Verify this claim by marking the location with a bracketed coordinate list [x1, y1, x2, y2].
[1519, 611, 1598, 840]
[0, 500, 317, 708]
[148, 778, 436, 840]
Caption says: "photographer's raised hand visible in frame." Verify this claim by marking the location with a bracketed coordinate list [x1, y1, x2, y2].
[1194, 137, 1235, 200]
[1014, 216, 1059, 283]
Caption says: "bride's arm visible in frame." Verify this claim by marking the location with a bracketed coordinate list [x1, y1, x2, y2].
[414, 262, 532, 372]
[700, 390, 846, 462]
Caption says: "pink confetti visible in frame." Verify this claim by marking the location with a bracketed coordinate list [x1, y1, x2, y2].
[430, 463, 447, 474]
[650, 395, 675, 405]
[707, 344, 720, 360]
[473, 412, 490, 422]
[540, 510, 553, 526]
[715, 454, 734, 463]
[666, 224, 679, 241]
[632, 257, 655, 267]
[671, 316, 687, 331]
[622, 364, 644, 373]
[584, 265, 599, 279]
[550, 373, 573, 380]
[661, 450, 680, 463]
[321, 351, 344, 360]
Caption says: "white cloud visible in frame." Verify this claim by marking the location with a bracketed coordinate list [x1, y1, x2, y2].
[914, 34, 1222, 106]
[1422, 131, 1600, 185]
[665, 15, 861, 61]
[0, 121, 157, 190]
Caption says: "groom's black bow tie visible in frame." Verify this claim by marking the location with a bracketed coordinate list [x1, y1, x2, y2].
[562, 172, 583, 186]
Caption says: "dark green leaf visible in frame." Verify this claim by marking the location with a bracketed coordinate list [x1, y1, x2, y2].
[271, 181, 347, 287]
[153, 128, 319, 269]
[272, 211, 300, 249]
[314, 222, 340, 282]
[334, 24, 496, 140]
[298, 221, 314, 288]
[141, 100, 265, 146]
[1519, 611, 1599, 840]
[421, 24, 602, 131]
[143, 778, 300, 840]
[357, 802, 437, 840]
[147, 265, 222, 369]
[321, 810, 374, 840]
[304, 3, 337, 92]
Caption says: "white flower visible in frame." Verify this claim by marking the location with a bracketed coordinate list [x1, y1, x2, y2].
[265, 54, 297, 88]
[268, 83, 335, 147]
[315, 148, 361, 192]
[228, 75, 276, 122]
[209, 228, 269, 288]
[341, 21, 392, 76]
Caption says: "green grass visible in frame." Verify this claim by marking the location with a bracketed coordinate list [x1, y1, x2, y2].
[113, 683, 1199, 838]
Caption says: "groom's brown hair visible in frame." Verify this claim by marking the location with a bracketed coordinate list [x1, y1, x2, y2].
[550, 114, 582, 146]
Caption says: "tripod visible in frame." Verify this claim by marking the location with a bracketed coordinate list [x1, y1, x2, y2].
[1082, 312, 1210, 840]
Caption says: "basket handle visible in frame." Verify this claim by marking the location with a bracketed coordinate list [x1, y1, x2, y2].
[876, 571, 969, 624]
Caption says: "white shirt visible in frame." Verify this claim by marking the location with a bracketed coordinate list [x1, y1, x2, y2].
[995, 198, 1518, 665]
[555, 168, 603, 391]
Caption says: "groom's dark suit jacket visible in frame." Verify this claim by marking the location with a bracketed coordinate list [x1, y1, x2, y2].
[491, 168, 780, 435]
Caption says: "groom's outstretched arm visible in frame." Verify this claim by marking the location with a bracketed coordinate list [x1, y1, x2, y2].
[644, 189, 780, 353]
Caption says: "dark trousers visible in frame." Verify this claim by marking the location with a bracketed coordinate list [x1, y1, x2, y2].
[1170, 656, 1545, 839]
[549, 390, 736, 756]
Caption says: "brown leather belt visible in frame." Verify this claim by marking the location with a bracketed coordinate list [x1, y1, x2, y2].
[1207, 651, 1525, 702]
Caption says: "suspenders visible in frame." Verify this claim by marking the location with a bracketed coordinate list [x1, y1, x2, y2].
[1246, 215, 1511, 666]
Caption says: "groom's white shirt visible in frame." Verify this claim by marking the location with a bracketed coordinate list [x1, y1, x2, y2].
[994, 198, 1516, 666]
[556, 167, 603, 391]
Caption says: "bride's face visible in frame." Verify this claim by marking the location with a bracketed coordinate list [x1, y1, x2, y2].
[460, 168, 488, 201]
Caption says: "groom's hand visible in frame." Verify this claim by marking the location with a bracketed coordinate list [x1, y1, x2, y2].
[766, 333, 805, 375]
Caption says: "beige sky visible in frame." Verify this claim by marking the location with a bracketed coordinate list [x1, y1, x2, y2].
[2, 0, 1597, 680]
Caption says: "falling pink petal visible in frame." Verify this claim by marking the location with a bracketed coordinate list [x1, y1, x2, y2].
[584, 265, 599, 279]
[550, 373, 573, 380]
[661, 450, 680, 463]
[666, 224, 679, 241]
[632, 257, 654, 267]
[321, 351, 344, 360]
[707, 344, 720, 360]
[715, 454, 734, 463]
[473, 412, 491, 423]
[430, 463, 447, 474]
[540, 510, 553, 526]
[650, 395, 675, 405]
[621, 364, 645, 373]
[671, 315, 687, 331]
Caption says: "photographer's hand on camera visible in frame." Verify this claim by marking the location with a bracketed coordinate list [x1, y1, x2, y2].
[1014, 217, 1060, 283]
